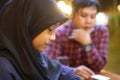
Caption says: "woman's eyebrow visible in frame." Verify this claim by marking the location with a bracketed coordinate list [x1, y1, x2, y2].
[48, 25, 56, 31]
[48, 22, 61, 31]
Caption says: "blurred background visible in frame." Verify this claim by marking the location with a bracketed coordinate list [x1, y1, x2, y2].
[56, 0, 120, 74]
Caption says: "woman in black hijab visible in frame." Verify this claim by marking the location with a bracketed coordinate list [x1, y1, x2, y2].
[0, 0, 85, 80]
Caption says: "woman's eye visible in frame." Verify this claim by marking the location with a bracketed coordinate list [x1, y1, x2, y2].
[48, 28, 52, 31]
[48, 28, 54, 34]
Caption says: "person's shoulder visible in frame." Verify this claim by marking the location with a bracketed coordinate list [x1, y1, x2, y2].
[95, 25, 108, 31]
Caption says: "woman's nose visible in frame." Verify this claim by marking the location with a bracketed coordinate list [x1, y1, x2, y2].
[49, 34, 56, 41]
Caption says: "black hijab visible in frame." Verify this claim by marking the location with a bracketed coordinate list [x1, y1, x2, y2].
[0, 0, 67, 80]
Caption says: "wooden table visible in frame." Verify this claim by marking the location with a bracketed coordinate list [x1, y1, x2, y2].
[98, 70, 120, 80]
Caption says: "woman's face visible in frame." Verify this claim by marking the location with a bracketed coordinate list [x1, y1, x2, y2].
[32, 25, 58, 52]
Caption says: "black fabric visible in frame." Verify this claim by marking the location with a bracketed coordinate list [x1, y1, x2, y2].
[0, 0, 8, 10]
[0, 0, 67, 80]
[0, 57, 22, 80]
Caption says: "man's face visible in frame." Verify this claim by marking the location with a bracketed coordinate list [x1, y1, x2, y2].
[32, 25, 57, 52]
[72, 6, 97, 31]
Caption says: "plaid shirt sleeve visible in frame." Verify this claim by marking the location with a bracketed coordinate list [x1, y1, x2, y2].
[82, 25, 109, 73]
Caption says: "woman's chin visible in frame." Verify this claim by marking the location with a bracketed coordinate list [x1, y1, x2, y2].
[38, 47, 46, 52]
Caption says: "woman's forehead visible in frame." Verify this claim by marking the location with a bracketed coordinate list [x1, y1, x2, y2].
[49, 22, 61, 30]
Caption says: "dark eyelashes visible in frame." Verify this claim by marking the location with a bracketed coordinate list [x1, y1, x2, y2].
[48, 28, 52, 31]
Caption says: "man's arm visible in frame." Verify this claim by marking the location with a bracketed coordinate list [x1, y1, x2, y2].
[82, 26, 109, 73]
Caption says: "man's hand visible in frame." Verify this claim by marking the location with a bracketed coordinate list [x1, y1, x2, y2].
[73, 65, 95, 80]
[69, 28, 94, 46]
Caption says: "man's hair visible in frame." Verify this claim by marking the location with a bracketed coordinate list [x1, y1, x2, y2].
[72, 0, 100, 16]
